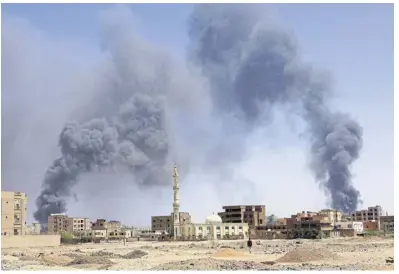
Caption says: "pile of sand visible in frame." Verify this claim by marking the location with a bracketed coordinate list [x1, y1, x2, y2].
[212, 248, 250, 258]
[277, 247, 338, 263]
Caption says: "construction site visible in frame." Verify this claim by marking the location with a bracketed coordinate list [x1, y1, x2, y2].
[1, 236, 394, 271]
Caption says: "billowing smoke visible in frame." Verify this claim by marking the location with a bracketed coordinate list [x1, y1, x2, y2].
[188, 4, 363, 213]
[33, 5, 210, 223]
[30, 4, 363, 222]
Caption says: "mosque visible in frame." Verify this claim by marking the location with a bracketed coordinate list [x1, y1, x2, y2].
[151, 165, 249, 241]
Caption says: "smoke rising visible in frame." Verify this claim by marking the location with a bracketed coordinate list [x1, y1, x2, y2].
[188, 4, 363, 212]
[2, 4, 364, 223]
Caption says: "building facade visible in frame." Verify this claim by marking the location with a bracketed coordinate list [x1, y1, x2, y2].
[47, 214, 69, 234]
[180, 214, 249, 240]
[351, 205, 384, 222]
[1, 191, 28, 236]
[319, 209, 342, 225]
[218, 205, 266, 226]
[335, 221, 364, 233]
[68, 217, 91, 232]
[380, 215, 394, 232]
[48, 214, 91, 234]
[151, 212, 191, 232]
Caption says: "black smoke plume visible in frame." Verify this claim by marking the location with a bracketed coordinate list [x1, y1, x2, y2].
[188, 4, 363, 213]
[32, 4, 363, 222]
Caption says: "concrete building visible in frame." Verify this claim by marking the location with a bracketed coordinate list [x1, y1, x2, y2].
[335, 221, 364, 233]
[218, 205, 266, 227]
[380, 215, 394, 232]
[107, 220, 122, 232]
[180, 214, 249, 240]
[1, 191, 28, 236]
[68, 217, 91, 232]
[351, 205, 384, 222]
[92, 219, 107, 230]
[47, 214, 70, 234]
[319, 209, 342, 224]
[152, 212, 191, 232]
[26, 223, 42, 235]
[48, 214, 91, 234]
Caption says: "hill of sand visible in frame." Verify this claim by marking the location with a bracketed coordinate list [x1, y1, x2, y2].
[277, 247, 338, 263]
[212, 248, 250, 258]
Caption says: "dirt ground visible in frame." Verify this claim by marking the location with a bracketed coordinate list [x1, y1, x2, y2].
[1, 236, 394, 270]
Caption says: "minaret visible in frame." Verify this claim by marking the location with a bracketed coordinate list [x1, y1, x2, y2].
[172, 164, 180, 240]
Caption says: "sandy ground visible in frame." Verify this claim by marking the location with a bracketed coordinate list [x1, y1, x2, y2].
[1, 236, 394, 270]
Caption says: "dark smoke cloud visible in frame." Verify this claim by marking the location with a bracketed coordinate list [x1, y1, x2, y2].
[33, 5, 212, 223]
[188, 4, 363, 213]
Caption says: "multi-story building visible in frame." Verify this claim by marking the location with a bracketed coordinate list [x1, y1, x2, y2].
[380, 215, 394, 232]
[47, 213, 69, 234]
[1, 191, 28, 236]
[48, 214, 91, 234]
[151, 212, 191, 232]
[319, 209, 342, 225]
[351, 205, 385, 230]
[107, 220, 122, 232]
[351, 205, 384, 222]
[218, 205, 266, 227]
[68, 217, 91, 232]
[92, 219, 108, 230]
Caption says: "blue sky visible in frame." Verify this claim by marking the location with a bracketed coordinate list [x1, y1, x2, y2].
[1, 3, 394, 224]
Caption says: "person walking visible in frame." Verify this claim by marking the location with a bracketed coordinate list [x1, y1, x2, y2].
[247, 237, 253, 254]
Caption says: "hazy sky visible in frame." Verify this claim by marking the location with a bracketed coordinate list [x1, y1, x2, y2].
[1, 3, 393, 225]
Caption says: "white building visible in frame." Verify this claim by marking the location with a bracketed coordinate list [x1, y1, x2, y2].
[181, 214, 249, 240]
[335, 221, 364, 233]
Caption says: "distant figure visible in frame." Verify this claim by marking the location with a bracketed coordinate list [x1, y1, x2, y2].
[137, 236, 140, 241]
[247, 237, 253, 254]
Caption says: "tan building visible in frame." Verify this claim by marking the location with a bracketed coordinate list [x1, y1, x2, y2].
[48, 214, 91, 234]
[180, 214, 249, 240]
[47, 213, 70, 234]
[91, 219, 108, 230]
[218, 205, 266, 227]
[1, 191, 28, 236]
[319, 209, 342, 225]
[107, 220, 122, 232]
[69, 217, 91, 232]
[151, 212, 191, 232]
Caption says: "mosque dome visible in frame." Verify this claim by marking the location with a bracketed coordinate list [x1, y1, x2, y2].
[205, 213, 222, 224]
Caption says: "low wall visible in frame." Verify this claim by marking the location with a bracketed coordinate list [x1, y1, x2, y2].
[1, 235, 61, 248]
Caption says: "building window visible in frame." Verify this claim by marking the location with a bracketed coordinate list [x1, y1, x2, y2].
[225, 226, 229, 230]
[207, 227, 210, 231]
[239, 226, 243, 229]
[198, 227, 202, 231]
[216, 226, 220, 230]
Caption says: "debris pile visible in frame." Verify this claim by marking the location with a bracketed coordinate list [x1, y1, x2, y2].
[277, 247, 338, 263]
